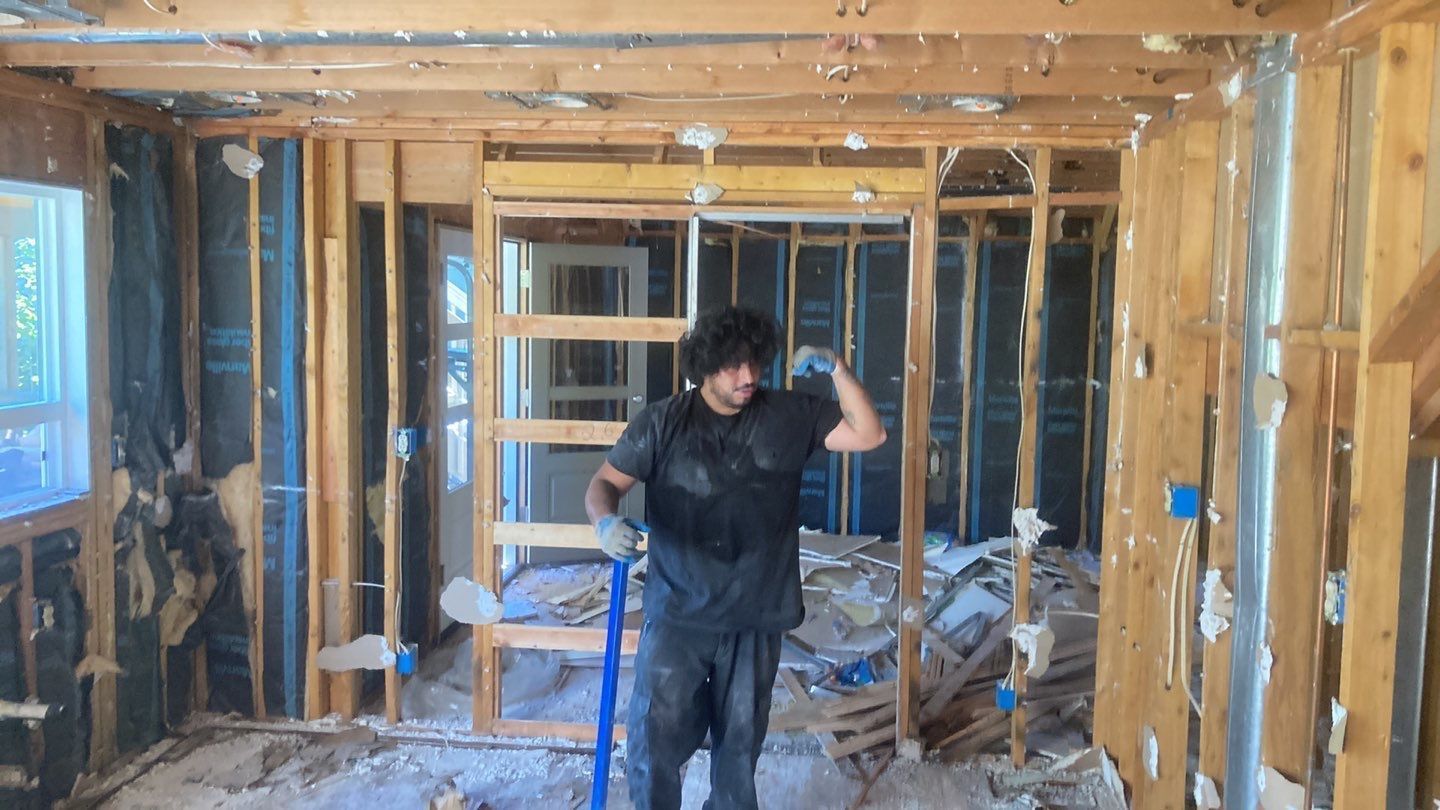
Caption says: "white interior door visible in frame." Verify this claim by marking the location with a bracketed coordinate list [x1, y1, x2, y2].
[528, 244, 649, 560]
[437, 226, 475, 607]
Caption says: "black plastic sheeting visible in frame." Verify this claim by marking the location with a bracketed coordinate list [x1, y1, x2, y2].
[928, 238, 969, 534]
[1084, 250, 1117, 552]
[967, 240, 1029, 542]
[357, 203, 435, 692]
[792, 243, 845, 532]
[851, 240, 907, 538]
[1035, 243, 1099, 548]
[195, 135, 259, 713]
[256, 138, 308, 718]
[106, 125, 192, 755]
[0, 531, 87, 809]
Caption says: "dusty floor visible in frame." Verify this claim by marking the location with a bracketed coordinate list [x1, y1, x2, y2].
[90, 724, 1118, 809]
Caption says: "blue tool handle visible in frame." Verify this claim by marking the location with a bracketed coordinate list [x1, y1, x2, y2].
[590, 558, 630, 810]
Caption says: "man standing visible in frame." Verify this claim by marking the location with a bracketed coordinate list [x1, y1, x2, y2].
[585, 306, 887, 809]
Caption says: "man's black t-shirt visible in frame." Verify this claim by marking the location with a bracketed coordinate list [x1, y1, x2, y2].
[606, 388, 844, 632]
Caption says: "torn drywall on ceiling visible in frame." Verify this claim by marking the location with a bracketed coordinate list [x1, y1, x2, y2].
[316, 634, 396, 672]
[688, 182, 725, 205]
[674, 125, 728, 150]
[439, 578, 503, 625]
[1253, 373, 1288, 429]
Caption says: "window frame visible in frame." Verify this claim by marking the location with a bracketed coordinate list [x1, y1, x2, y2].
[0, 178, 90, 515]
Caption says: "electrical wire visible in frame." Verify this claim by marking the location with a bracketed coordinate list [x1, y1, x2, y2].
[618, 92, 799, 103]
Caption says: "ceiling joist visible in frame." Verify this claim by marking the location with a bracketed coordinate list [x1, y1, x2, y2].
[69, 62, 1209, 97]
[80, 0, 1328, 35]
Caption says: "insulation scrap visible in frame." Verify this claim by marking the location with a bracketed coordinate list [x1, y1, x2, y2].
[1199, 568, 1233, 643]
[75, 654, 123, 678]
[843, 130, 869, 151]
[1328, 698, 1348, 755]
[1258, 765, 1304, 810]
[1012, 507, 1056, 554]
[852, 183, 876, 204]
[674, 125, 728, 150]
[439, 577, 504, 625]
[220, 143, 265, 179]
[1009, 623, 1056, 677]
[687, 182, 725, 205]
[317, 634, 396, 672]
[1140, 33, 1186, 54]
[1220, 71, 1246, 108]
[1253, 373, 1288, 429]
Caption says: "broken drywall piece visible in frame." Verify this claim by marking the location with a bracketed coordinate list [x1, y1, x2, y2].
[1220, 71, 1245, 108]
[317, 634, 396, 672]
[687, 182, 725, 205]
[440, 577, 504, 625]
[1258, 765, 1304, 810]
[1205, 499, 1222, 525]
[1134, 353, 1148, 379]
[1258, 643, 1273, 685]
[1141, 33, 1186, 54]
[1253, 373, 1288, 429]
[844, 130, 869, 151]
[1199, 568, 1233, 643]
[1329, 698, 1348, 755]
[674, 125, 728, 150]
[836, 599, 884, 627]
[1143, 725, 1160, 781]
[1012, 507, 1056, 554]
[1010, 623, 1056, 678]
[221, 143, 265, 179]
[1194, 773, 1222, 809]
[852, 182, 876, 204]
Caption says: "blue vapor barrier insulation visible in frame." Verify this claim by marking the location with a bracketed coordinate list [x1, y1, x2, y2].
[356, 203, 437, 691]
[196, 136, 263, 715]
[0, 531, 87, 808]
[256, 138, 308, 718]
[696, 230, 733, 317]
[793, 242, 845, 532]
[930, 235, 969, 535]
[106, 124, 197, 754]
[1085, 249, 1118, 552]
[852, 240, 906, 538]
[630, 233, 681, 405]
[1034, 242, 1099, 548]
[736, 237, 788, 390]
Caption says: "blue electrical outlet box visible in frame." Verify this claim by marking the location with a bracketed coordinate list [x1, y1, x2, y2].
[996, 685, 1017, 712]
[396, 643, 417, 676]
[1168, 484, 1201, 520]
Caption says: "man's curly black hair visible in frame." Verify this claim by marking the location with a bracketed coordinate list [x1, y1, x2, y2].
[679, 306, 781, 386]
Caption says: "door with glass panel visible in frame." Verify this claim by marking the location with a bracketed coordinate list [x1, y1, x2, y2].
[437, 225, 475, 601]
[527, 244, 649, 561]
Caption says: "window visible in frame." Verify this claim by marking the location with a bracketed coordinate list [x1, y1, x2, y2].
[0, 179, 88, 512]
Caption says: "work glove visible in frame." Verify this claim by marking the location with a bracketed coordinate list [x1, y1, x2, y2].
[595, 515, 649, 563]
[791, 345, 839, 378]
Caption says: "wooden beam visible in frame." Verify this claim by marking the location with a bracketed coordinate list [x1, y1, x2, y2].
[493, 314, 686, 342]
[785, 222, 800, 392]
[0, 35, 1228, 71]
[301, 138, 329, 720]
[93, 0, 1329, 35]
[494, 521, 646, 550]
[1262, 64, 1344, 799]
[0, 68, 179, 133]
[487, 161, 927, 197]
[72, 62, 1210, 98]
[1197, 95, 1255, 793]
[322, 139, 363, 718]
[1335, 22, 1436, 808]
[494, 624, 640, 654]
[83, 114, 118, 768]
[381, 140, 406, 725]
[472, 139, 500, 735]
[1010, 146, 1052, 766]
[1295, 0, 1440, 68]
[492, 718, 626, 742]
[1369, 248, 1440, 362]
[246, 134, 267, 720]
[955, 213, 984, 540]
[896, 147, 939, 747]
[492, 418, 625, 445]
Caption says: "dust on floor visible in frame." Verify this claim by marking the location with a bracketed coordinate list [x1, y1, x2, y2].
[93, 724, 1119, 810]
